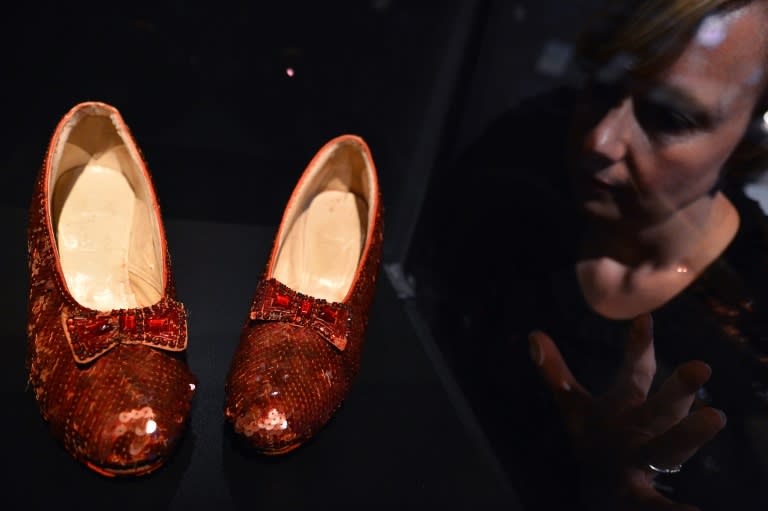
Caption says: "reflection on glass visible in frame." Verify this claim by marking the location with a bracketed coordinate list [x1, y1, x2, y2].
[434, 1, 768, 510]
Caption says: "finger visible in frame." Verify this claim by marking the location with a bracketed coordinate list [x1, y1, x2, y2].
[640, 406, 726, 471]
[636, 361, 711, 436]
[529, 330, 592, 427]
[609, 314, 657, 406]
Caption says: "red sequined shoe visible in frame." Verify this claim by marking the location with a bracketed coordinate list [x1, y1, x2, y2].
[26, 102, 197, 476]
[224, 134, 383, 454]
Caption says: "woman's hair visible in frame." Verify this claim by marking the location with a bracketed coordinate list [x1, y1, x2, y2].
[577, 0, 753, 77]
[576, 0, 768, 180]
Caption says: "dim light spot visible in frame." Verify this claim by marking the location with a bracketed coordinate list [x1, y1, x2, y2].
[697, 15, 727, 48]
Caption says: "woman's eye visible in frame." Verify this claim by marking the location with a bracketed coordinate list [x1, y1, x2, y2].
[635, 99, 699, 136]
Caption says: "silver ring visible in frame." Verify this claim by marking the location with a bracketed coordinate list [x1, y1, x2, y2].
[647, 463, 683, 474]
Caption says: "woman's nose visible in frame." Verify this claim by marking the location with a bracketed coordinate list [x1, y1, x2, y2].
[583, 98, 633, 162]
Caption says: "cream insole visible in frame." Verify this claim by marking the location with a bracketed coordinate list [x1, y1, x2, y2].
[57, 149, 140, 311]
[273, 190, 366, 303]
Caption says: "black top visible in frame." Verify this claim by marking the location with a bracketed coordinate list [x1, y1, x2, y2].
[431, 87, 768, 510]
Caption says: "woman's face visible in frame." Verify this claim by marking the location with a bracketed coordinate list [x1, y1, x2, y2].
[568, 3, 768, 227]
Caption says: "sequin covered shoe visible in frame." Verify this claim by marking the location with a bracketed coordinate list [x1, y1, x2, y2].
[224, 134, 383, 454]
[26, 102, 197, 476]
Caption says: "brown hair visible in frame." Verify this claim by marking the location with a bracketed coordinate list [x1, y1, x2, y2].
[576, 0, 768, 180]
[577, 0, 753, 77]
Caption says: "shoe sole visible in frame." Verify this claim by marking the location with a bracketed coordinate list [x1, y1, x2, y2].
[85, 457, 165, 477]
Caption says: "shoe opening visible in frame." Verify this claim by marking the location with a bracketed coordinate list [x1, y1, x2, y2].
[49, 104, 164, 311]
[273, 137, 377, 303]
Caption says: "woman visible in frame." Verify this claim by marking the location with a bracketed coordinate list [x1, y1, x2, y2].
[431, 0, 768, 509]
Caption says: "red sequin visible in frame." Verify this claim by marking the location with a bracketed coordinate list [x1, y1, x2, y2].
[148, 318, 167, 331]
[274, 294, 290, 308]
[120, 313, 136, 330]
[319, 306, 338, 324]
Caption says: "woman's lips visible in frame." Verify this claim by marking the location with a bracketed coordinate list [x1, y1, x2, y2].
[569, 154, 625, 197]
[574, 174, 617, 196]
[589, 176, 615, 191]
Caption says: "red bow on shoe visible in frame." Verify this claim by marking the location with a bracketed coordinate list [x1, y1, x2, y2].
[62, 299, 188, 364]
[249, 278, 352, 351]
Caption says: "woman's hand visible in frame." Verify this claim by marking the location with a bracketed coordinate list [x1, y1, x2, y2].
[528, 314, 726, 511]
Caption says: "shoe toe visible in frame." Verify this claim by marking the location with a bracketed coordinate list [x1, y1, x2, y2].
[231, 402, 300, 454]
[226, 322, 349, 453]
[90, 405, 175, 475]
[67, 346, 196, 476]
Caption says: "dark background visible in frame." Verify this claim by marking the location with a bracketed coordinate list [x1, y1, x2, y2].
[0, 1, 608, 509]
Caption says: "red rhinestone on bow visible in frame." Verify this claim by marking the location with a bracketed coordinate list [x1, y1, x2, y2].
[62, 298, 188, 364]
[249, 278, 352, 351]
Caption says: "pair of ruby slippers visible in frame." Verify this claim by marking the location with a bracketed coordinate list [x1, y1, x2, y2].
[26, 102, 382, 476]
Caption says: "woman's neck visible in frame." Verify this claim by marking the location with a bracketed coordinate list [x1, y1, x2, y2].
[575, 192, 740, 319]
[580, 192, 740, 273]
